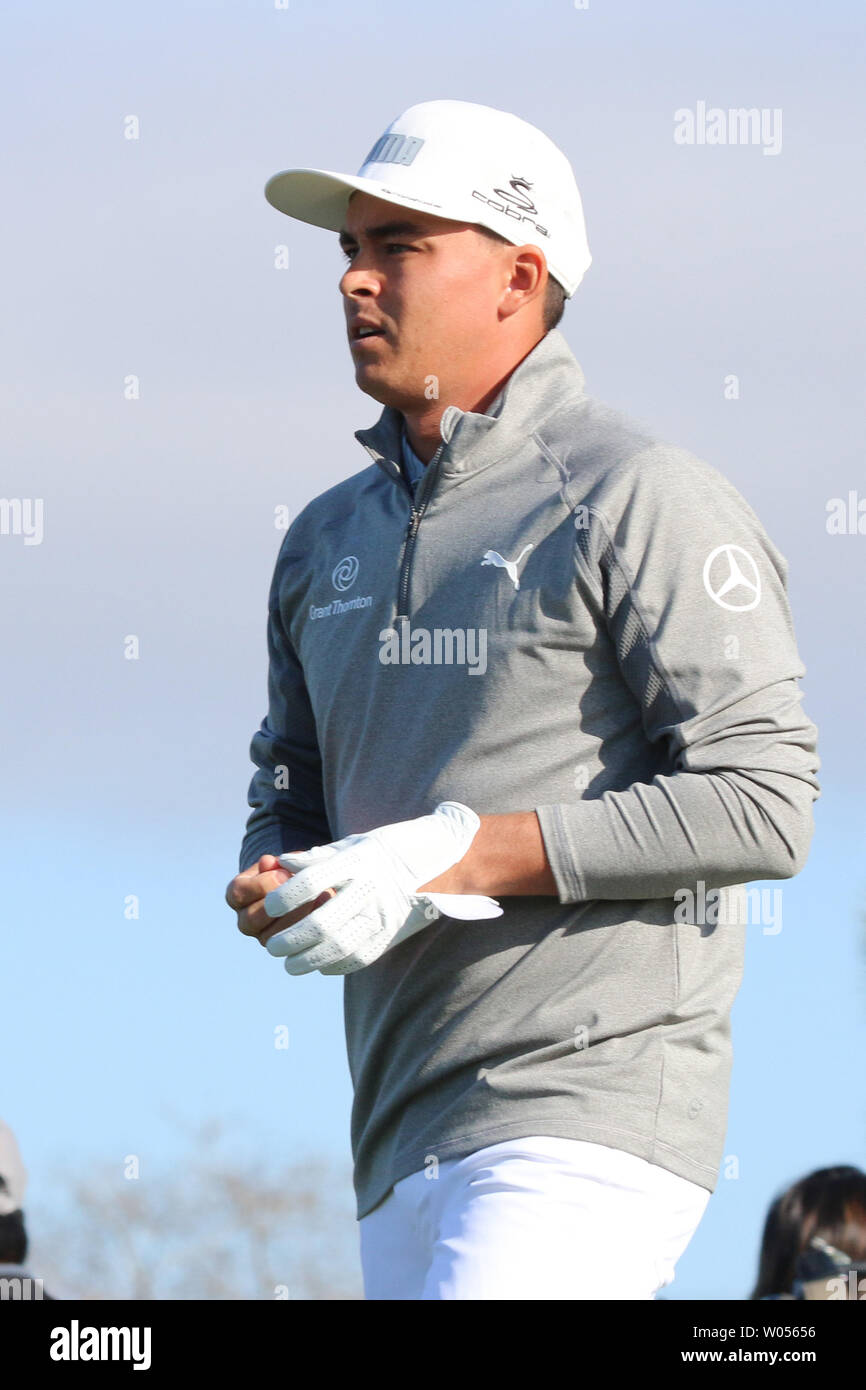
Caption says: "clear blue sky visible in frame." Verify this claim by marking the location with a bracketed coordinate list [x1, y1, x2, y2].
[2, 0, 864, 1299]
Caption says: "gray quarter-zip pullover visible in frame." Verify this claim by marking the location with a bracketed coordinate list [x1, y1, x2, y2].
[239, 327, 820, 1219]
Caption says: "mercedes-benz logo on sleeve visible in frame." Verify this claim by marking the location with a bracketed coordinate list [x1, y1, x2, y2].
[331, 555, 359, 592]
[702, 544, 761, 611]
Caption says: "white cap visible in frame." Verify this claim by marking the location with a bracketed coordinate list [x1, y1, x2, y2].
[265, 99, 592, 298]
[0, 1119, 27, 1215]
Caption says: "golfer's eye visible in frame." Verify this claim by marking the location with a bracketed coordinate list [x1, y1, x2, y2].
[340, 242, 413, 263]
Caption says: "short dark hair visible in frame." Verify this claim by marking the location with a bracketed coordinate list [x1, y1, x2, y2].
[474, 225, 567, 332]
[0, 1209, 28, 1265]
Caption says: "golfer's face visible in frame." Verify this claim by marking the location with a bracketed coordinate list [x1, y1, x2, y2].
[338, 191, 505, 409]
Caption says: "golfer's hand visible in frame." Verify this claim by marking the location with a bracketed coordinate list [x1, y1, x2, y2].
[225, 855, 335, 947]
[261, 804, 502, 976]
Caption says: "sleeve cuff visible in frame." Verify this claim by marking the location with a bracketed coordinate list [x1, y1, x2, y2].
[535, 804, 588, 905]
[239, 822, 322, 874]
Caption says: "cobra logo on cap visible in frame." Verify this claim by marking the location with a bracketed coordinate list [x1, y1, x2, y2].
[471, 174, 550, 238]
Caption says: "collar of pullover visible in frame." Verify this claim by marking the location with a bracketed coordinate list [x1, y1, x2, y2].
[354, 327, 586, 489]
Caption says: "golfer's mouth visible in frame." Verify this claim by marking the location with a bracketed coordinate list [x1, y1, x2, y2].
[349, 321, 388, 349]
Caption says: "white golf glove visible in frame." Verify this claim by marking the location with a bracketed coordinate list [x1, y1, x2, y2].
[262, 801, 502, 976]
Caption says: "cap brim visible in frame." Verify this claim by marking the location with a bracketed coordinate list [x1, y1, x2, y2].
[265, 168, 456, 233]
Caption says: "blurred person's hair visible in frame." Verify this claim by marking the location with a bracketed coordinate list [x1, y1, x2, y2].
[750, 1165, 866, 1299]
[474, 225, 567, 332]
[0, 1209, 28, 1266]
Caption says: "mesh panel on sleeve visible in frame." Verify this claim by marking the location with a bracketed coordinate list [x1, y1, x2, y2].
[576, 520, 682, 737]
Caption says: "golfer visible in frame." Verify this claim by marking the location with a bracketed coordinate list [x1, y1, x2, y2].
[225, 100, 820, 1300]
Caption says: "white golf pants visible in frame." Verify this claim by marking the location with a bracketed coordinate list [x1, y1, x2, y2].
[359, 1135, 711, 1300]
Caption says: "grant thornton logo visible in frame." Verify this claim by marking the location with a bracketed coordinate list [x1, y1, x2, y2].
[332, 556, 359, 592]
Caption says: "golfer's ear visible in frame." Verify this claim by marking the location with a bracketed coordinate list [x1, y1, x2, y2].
[500, 244, 546, 320]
